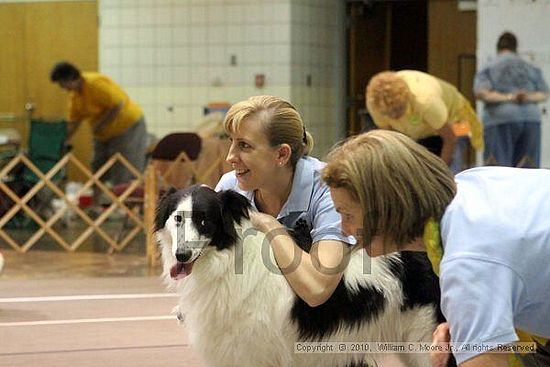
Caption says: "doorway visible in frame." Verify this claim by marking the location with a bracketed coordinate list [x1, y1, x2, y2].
[346, 0, 428, 135]
[0, 1, 98, 181]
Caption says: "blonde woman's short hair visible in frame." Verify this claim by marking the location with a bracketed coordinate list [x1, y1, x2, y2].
[322, 130, 456, 248]
[366, 71, 410, 119]
[223, 95, 313, 166]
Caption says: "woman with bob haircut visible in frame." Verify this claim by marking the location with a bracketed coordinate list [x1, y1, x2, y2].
[322, 130, 550, 367]
[215, 95, 354, 307]
[366, 70, 483, 170]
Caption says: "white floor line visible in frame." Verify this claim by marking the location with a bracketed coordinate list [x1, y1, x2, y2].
[0, 293, 178, 303]
[0, 315, 177, 327]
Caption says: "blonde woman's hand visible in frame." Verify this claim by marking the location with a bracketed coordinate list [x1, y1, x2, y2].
[431, 322, 451, 367]
[248, 211, 284, 234]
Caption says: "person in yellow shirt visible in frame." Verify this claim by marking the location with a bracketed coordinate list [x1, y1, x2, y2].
[50, 61, 147, 185]
[366, 70, 483, 169]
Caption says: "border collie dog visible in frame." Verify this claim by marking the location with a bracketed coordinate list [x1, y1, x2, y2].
[156, 185, 446, 367]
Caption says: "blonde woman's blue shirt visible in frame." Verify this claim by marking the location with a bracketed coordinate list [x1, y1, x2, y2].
[215, 156, 354, 245]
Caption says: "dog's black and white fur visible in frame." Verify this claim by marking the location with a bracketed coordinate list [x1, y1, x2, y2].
[156, 185, 447, 367]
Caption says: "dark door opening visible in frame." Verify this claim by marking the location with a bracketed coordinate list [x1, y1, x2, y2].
[346, 0, 428, 135]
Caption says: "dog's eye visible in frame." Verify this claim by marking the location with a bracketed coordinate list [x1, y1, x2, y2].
[174, 215, 183, 223]
[200, 220, 206, 227]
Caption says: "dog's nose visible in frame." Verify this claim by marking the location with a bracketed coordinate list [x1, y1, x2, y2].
[175, 249, 193, 263]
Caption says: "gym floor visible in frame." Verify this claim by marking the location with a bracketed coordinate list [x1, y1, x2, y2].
[0, 250, 406, 367]
[0, 250, 205, 367]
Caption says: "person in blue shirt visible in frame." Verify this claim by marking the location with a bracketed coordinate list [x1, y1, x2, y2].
[323, 129, 550, 367]
[215, 95, 353, 307]
[474, 31, 549, 168]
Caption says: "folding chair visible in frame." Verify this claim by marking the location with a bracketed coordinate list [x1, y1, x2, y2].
[0, 119, 67, 228]
[141, 132, 232, 264]
[113, 132, 201, 193]
[193, 136, 231, 187]
[111, 132, 203, 246]
[152, 132, 203, 189]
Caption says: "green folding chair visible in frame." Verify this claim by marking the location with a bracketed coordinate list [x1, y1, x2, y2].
[24, 119, 67, 184]
[2, 119, 67, 229]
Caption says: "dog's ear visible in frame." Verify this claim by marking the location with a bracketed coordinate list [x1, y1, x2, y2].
[211, 190, 251, 248]
[155, 187, 178, 232]
[217, 190, 251, 225]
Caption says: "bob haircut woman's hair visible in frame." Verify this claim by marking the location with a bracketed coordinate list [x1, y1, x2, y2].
[366, 71, 410, 119]
[322, 130, 456, 248]
[223, 95, 314, 167]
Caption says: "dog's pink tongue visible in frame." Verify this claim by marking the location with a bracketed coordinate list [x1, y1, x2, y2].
[170, 262, 187, 279]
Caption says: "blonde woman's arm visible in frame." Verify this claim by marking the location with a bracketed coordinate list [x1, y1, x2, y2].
[250, 211, 348, 307]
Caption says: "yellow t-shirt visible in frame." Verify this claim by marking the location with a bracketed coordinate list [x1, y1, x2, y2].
[368, 70, 469, 140]
[68, 72, 143, 141]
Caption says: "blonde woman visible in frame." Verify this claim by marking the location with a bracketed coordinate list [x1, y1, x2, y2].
[323, 130, 550, 367]
[215, 95, 353, 307]
[366, 70, 483, 168]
